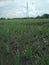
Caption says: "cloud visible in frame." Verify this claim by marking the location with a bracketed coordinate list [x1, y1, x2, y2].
[0, 0, 49, 18]
[0, 0, 13, 1]
[0, 8, 26, 18]
[0, 0, 13, 7]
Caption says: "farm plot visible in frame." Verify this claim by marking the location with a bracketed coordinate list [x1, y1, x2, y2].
[0, 19, 49, 65]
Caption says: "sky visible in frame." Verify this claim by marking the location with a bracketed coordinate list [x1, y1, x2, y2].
[0, 0, 49, 18]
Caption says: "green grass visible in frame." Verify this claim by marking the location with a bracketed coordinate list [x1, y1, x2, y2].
[0, 19, 49, 65]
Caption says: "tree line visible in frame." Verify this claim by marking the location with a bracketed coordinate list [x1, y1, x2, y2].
[0, 13, 49, 20]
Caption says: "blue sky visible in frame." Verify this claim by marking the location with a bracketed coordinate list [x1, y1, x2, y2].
[0, 0, 49, 18]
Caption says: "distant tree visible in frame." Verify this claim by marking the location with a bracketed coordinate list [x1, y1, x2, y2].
[35, 16, 41, 19]
[42, 14, 49, 18]
[0, 18, 6, 20]
[35, 14, 49, 19]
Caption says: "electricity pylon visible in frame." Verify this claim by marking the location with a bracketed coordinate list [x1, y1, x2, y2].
[26, 2, 29, 18]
